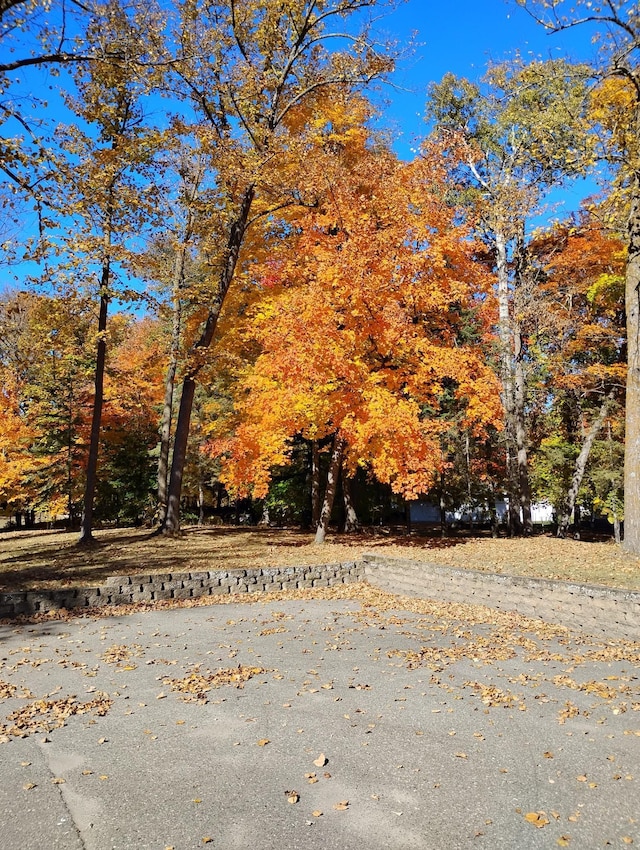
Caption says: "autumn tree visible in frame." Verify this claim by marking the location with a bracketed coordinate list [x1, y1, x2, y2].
[518, 0, 640, 551]
[208, 134, 502, 542]
[528, 215, 626, 535]
[156, 0, 398, 534]
[47, 1, 163, 542]
[427, 58, 591, 534]
[135, 140, 227, 525]
[0, 289, 98, 524]
[99, 317, 167, 525]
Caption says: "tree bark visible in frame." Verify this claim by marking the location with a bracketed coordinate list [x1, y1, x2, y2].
[311, 439, 321, 529]
[557, 392, 612, 538]
[342, 473, 359, 533]
[314, 434, 345, 544]
[623, 110, 640, 553]
[163, 184, 255, 535]
[513, 227, 532, 532]
[513, 318, 532, 532]
[439, 471, 447, 538]
[157, 243, 187, 525]
[78, 269, 109, 544]
[495, 225, 522, 536]
[197, 473, 205, 526]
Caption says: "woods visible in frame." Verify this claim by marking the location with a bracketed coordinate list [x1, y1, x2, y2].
[0, 0, 638, 548]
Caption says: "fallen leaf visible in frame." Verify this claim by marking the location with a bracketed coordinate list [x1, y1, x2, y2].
[622, 839, 633, 845]
[23, 782, 36, 790]
[557, 837, 571, 846]
[257, 739, 270, 747]
[286, 791, 299, 804]
[202, 838, 213, 844]
[524, 812, 550, 829]
[333, 801, 349, 811]
[314, 754, 328, 767]
[51, 777, 65, 784]
[576, 775, 587, 782]
[312, 810, 323, 818]
[454, 752, 468, 759]
[544, 752, 554, 759]
[82, 770, 93, 776]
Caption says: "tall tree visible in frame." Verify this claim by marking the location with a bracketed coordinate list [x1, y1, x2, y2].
[518, 1, 640, 551]
[528, 216, 626, 535]
[50, 0, 162, 542]
[427, 58, 591, 534]
[159, 0, 397, 534]
[135, 146, 213, 525]
[0, 290, 96, 524]
[207, 136, 502, 541]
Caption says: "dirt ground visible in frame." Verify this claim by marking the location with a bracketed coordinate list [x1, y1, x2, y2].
[0, 525, 639, 593]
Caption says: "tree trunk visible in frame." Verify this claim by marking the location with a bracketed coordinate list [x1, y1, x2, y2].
[79, 268, 109, 544]
[514, 318, 532, 532]
[495, 225, 522, 536]
[613, 512, 622, 544]
[311, 440, 321, 529]
[439, 471, 447, 539]
[489, 482, 499, 538]
[197, 477, 205, 526]
[557, 392, 612, 538]
[163, 185, 255, 535]
[157, 249, 186, 525]
[163, 375, 196, 534]
[513, 226, 533, 532]
[67, 382, 74, 529]
[623, 117, 640, 553]
[342, 473, 359, 533]
[314, 434, 345, 544]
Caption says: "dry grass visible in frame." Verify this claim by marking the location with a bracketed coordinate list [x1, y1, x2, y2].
[0, 525, 639, 593]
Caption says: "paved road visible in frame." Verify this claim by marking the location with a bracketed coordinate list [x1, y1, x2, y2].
[1, 594, 639, 849]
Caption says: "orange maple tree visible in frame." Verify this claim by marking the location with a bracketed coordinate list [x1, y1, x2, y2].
[206, 137, 502, 537]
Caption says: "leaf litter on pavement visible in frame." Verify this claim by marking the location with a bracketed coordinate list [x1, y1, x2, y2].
[0, 580, 638, 846]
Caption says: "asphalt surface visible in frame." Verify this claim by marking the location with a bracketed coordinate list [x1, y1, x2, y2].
[0, 594, 639, 850]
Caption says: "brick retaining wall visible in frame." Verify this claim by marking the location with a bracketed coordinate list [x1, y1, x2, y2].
[362, 554, 640, 642]
[0, 562, 363, 618]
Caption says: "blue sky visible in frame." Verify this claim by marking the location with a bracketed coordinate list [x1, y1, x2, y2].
[379, 0, 595, 157]
[2, 0, 601, 290]
[371, 0, 600, 217]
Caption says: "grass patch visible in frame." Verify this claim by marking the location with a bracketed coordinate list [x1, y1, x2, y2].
[0, 526, 639, 593]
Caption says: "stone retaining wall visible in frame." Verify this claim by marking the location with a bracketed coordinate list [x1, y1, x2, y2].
[2, 554, 638, 642]
[0, 562, 363, 617]
[362, 554, 640, 642]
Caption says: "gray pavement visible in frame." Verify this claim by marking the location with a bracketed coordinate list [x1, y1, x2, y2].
[1, 596, 639, 850]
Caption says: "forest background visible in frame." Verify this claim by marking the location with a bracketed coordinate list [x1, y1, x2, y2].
[1, 0, 639, 555]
